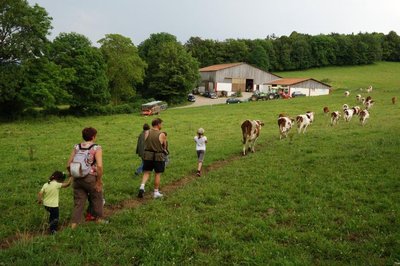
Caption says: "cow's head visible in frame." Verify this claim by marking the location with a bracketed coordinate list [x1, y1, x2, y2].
[255, 120, 264, 127]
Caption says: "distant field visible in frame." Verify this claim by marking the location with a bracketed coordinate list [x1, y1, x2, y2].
[0, 62, 399, 265]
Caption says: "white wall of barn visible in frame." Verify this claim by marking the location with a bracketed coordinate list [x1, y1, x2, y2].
[309, 88, 330, 96]
[289, 87, 309, 95]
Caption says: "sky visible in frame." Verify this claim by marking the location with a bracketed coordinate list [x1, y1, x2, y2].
[27, 0, 400, 46]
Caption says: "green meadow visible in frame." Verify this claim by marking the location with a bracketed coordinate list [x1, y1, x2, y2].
[0, 62, 399, 265]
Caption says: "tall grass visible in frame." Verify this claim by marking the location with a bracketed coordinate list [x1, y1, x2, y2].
[0, 62, 399, 264]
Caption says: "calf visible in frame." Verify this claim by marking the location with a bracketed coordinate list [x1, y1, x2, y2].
[241, 120, 264, 155]
[359, 109, 370, 126]
[296, 111, 314, 134]
[343, 104, 349, 111]
[367, 85, 373, 93]
[344, 108, 355, 122]
[323, 106, 330, 115]
[344, 91, 350, 97]
[330, 111, 341, 126]
[365, 100, 375, 110]
[356, 94, 362, 102]
[352, 106, 361, 115]
[278, 116, 295, 139]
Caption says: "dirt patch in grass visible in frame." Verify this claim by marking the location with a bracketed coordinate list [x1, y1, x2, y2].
[0, 142, 268, 250]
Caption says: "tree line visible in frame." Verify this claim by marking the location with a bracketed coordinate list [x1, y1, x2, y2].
[1, 0, 400, 118]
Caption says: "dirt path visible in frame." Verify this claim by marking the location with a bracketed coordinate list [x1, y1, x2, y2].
[0, 144, 265, 249]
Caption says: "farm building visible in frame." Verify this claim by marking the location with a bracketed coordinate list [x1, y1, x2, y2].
[266, 78, 331, 97]
[198, 62, 281, 96]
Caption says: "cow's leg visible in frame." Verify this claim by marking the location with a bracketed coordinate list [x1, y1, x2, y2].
[242, 140, 248, 155]
[303, 124, 308, 133]
[251, 137, 258, 152]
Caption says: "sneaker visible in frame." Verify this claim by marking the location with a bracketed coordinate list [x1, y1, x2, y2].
[96, 219, 109, 224]
[153, 191, 163, 199]
[196, 170, 201, 177]
[138, 188, 145, 198]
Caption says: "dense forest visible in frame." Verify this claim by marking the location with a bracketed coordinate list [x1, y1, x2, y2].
[1, 0, 400, 118]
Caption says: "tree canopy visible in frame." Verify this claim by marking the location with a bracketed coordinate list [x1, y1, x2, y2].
[49, 32, 110, 111]
[138, 33, 200, 104]
[99, 34, 147, 105]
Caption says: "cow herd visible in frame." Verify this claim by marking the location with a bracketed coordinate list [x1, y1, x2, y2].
[239, 87, 395, 155]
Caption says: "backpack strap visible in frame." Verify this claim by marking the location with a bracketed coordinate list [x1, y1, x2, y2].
[78, 143, 97, 150]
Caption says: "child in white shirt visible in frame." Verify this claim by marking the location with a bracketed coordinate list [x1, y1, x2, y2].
[194, 128, 208, 176]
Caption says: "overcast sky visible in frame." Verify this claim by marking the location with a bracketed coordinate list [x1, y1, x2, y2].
[27, 0, 400, 46]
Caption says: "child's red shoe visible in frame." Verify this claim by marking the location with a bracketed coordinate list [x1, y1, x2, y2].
[85, 213, 96, 221]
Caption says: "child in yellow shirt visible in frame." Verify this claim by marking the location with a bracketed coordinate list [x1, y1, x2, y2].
[38, 171, 71, 234]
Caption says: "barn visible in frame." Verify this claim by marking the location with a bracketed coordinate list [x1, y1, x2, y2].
[266, 78, 331, 97]
[198, 62, 281, 96]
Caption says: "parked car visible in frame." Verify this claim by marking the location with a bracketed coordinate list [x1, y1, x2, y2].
[203, 91, 218, 99]
[226, 98, 242, 104]
[291, 91, 307, 97]
[187, 94, 196, 102]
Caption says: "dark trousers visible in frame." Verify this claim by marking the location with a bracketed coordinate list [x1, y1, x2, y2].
[72, 174, 103, 223]
[45, 206, 59, 233]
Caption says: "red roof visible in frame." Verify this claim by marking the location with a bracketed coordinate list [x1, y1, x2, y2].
[267, 78, 331, 87]
[199, 62, 244, 72]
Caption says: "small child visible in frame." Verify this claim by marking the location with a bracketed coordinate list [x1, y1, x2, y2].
[194, 128, 207, 176]
[38, 171, 72, 234]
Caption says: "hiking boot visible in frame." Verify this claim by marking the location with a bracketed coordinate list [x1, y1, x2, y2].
[138, 188, 145, 198]
[153, 191, 163, 199]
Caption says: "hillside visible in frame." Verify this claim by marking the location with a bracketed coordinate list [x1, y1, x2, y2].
[0, 62, 399, 265]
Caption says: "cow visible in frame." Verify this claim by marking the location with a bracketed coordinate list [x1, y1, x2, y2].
[330, 111, 341, 126]
[352, 106, 361, 115]
[367, 85, 373, 93]
[278, 116, 295, 139]
[392, 96, 397, 105]
[323, 106, 330, 115]
[241, 120, 264, 155]
[296, 111, 314, 134]
[343, 104, 349, 111]
[365, 100, 375, 110]
[344, 91, 350, 97]
[359, 109, 370, 126]
[356, 94, 362, 102]
[344, 108, 355, 122]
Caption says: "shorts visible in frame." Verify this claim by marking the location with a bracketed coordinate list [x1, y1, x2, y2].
[197, 150, 205, 162]
[143, 160, 165, 173]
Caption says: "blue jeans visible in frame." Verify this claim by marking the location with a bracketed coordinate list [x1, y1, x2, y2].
[45, 206, 59, 234]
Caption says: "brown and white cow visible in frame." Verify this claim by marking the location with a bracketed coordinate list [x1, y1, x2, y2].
[241, 120, 264, 155]
[296, 111, 314, 134]
[278, 116, 295, 139]
[344, 108, 355, 122]
[323, 106, 330, 115]
[344, 91, 350, 97]
[330, 111, 341, 126]
[343, 104, 349, 111]
[366, 85, 373, 93]
[359, 109, 370, 126]
[356, 94, 362, 102]
[365, 100, 375, 110]
[352, 106, 361, 115]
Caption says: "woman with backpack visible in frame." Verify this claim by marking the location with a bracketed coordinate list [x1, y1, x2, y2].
[67, 127, 106, 229]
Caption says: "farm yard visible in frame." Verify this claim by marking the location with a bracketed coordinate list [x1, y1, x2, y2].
[0, 62, 400, 265]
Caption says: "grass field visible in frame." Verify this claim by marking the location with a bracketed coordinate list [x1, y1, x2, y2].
[0, 62, 399, 265]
